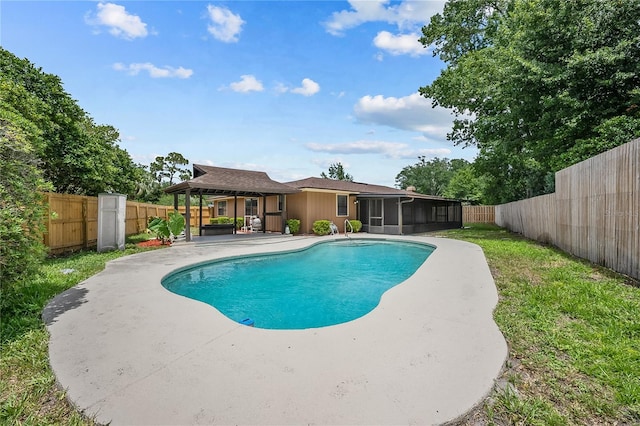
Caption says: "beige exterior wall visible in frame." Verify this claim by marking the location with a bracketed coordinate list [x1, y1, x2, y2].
[210, 190, 358, 234]
[286, 190, 357, 234]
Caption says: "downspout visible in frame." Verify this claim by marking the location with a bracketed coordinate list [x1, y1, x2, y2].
[398, 197, 415, 235]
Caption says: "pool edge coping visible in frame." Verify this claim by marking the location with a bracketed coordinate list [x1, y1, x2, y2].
[44, 233, 508, 425]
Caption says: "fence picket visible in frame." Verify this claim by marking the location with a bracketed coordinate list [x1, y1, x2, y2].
[496, 138, 639, 280]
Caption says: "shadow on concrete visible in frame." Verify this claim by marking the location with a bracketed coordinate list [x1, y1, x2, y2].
[42, 286, 89, 326]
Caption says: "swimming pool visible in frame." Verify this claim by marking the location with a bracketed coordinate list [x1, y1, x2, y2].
[162, 239, 434, 329]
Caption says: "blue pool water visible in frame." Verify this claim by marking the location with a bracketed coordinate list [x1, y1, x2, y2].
[162, 239, 434, 329]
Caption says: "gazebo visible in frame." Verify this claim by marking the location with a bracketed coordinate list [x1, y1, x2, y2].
[164, 165, 299, 241]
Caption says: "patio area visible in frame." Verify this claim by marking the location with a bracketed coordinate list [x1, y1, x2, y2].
[43, 234, 507, 425]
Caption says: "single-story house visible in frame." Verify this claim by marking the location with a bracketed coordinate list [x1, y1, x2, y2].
[165, 165, 462, 240]
[284, 177, 462, 234]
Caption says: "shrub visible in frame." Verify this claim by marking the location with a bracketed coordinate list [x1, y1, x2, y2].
[312, 220, 331, 236]
[0, 116, 51, 290]
[348, 219, 362, 232]
[210, 216, 231, 224]
[234, 217, 244, 229]
[148, 211, 185, 244]
[286, 218, 300, 235]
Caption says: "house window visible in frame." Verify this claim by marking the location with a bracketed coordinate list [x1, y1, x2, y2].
[217, 200, 227, 216]
[337, 194, 348, 216]
[277, 195, 284, 212]
[245, 198, 258, 216]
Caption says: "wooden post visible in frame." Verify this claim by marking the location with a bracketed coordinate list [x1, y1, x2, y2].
[233, 194, 238, 235]
[82, 196, 89, 249]
[185, 189, 191, 242]
[199, 191, 203, 236]
[135, 203, 141, 233]
[262, 195, 267, 233]
[44, 192, 52, 248]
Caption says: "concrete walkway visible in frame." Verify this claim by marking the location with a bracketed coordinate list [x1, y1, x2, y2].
[44, 234, 507, 425]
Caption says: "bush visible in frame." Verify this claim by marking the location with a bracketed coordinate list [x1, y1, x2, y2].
[0, 117, 50, 290]
[286, 218, 300, 235]
[348, 219, 362, 232]
[234, 217, 244, 229]
[148, 211, 185, 244]
[210, 216, 231, 224]
[312, 220, 331, 236]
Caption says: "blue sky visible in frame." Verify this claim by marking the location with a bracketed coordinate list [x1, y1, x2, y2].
[2, 0, 477, 187]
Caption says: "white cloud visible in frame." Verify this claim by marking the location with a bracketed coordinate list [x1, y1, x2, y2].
[229, 75, 264, 93]
[206, 5, 244, 43]
[112, 62, 193, 78]
[373, 31, 429, 57]
[305, 140, 450, 160]
[353, 93, 453, 138]
[87, 2, 148, 40]
[290, 78, 320, 96]
[323, 0, 445, 36]
[275, 78, 320, 96]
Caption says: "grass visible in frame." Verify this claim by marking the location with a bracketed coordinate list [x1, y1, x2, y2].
[0, 234, 162, 425]
[433, 224, 640, 425]
[1, 225, 638, 425]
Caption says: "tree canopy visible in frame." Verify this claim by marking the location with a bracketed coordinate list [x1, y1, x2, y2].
[0, 47, 143, 197]
[420, 0, 640, 203]
[321, 162, 353, 181]
[149, 152, 192, 185]
[395, 157, 480, 199]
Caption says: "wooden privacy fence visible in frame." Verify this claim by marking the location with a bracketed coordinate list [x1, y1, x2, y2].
[176, 206, 211, 228]
[463, 205, 495, 223]
[496, 138, 639, 281]
[44, 193, 173, 254]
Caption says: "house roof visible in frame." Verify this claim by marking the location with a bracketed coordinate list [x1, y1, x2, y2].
[284, 177, 451, 201]
[164, 165, 300, 196]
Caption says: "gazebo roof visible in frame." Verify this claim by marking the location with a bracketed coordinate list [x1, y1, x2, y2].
[164, 165, 300, 197]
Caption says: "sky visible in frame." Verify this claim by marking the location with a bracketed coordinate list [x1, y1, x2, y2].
[1, 0, 477, 187]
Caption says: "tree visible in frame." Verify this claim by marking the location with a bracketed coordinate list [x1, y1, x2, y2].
[420, 0, 640, 203]
[149, 152, 191, 186]
[443, 163, 486, 204]
[133, 164, 164, 203]
[395, 157, 468, 196]
[0, 47, 143, 196]
[320, 162, 353, 181]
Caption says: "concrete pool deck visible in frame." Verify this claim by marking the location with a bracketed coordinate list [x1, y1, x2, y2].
[44, 234, 507, 425]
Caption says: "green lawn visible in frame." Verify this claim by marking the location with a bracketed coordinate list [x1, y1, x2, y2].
[1, 225, 638, 425]
[433, 224, 639, 425]
[0, 236, 162, 425]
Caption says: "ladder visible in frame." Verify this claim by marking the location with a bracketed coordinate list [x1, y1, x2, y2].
[344, 219, 353, 238]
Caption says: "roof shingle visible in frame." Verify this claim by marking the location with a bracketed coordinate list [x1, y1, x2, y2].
[164, 165, 300, 196]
